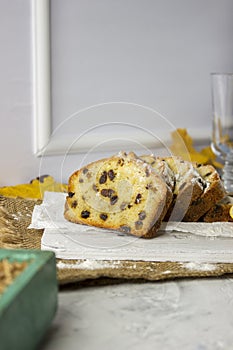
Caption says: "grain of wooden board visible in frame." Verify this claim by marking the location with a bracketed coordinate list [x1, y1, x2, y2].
[0, 249, 58, 350]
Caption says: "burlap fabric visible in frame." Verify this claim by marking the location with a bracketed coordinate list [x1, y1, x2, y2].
[0, 195, 233, 285]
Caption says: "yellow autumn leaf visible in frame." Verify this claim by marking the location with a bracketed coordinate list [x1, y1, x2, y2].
[170, 128, 195, 154]
[170, 128, 223, 168]
[0, 175, 67, 200]
[229, 205, 233, 219]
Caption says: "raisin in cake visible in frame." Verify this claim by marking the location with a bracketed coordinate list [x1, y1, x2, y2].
[64, 152, 172, 238]
[182, 163, 226, 221]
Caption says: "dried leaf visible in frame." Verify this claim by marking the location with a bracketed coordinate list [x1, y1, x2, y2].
[170, 128, 223, 168]
[0, 175, 68, 199]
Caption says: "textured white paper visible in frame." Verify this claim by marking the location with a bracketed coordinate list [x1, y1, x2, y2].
[29, 192, 233, 262]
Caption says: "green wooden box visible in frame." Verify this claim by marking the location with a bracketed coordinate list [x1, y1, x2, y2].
[0, 249, 58, 350]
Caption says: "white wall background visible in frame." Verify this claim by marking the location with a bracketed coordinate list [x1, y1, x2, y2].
[0, 0, 233, 186]
[51, 0, 233, 131]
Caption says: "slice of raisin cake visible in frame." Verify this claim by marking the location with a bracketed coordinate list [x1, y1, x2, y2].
[140, 155, 175, 192]
[64, 152, 172, 238]
[182, 163, 226, 221]
[159, 156, 206, 221]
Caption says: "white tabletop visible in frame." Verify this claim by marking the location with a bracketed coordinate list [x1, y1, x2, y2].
[41, 277, 233, 350]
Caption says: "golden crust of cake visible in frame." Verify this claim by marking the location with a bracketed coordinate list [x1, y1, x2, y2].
[64, 152, 172, 238]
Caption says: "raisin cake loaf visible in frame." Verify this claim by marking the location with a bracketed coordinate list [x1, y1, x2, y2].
[64, 152, 172, 238]
[182, 163, 226, 221]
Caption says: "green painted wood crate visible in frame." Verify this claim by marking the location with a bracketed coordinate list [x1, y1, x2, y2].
[0, 249, 58, 350]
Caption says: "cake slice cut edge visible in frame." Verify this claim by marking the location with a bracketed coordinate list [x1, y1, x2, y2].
[64, 152, 172, 238]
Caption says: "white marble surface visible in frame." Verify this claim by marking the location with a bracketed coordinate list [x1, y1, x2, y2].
[41, 277, 233, 350]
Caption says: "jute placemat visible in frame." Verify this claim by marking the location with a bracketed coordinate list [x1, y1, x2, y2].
[0, 195, 233, 285]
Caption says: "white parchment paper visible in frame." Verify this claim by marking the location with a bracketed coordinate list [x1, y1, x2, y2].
[29, 192, 233, 263]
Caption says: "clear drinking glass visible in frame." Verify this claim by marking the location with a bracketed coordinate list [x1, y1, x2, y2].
[211, 73, 233, 194]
